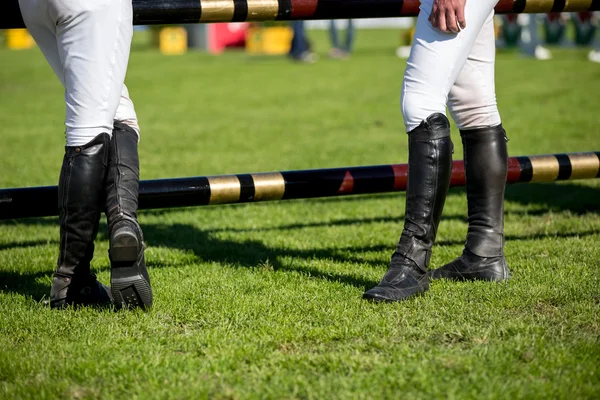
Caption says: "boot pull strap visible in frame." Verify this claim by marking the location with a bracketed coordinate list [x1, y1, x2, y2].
[396, 236, 431, 271]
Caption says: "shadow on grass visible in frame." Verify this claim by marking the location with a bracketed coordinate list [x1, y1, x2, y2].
[0, 239, 57, 251]
[132, 181, 600, 290]
[2, 182, 598, 300]
[3, 220, 598, 302]
[0, 216, 57, 227]
[435, 229, 599, 248]
[504, 181, 600, 214]
[139, 222, 598, 291]
[141, 222, 381, 290]
[0, 270, 48, 302]
[0, 222, 384, 301]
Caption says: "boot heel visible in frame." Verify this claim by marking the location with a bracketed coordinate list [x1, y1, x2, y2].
[431, 253, 510, 282]
[111, 263, 153, 309]
[109, 230, 140, 262]
[478, 260, 511, 281]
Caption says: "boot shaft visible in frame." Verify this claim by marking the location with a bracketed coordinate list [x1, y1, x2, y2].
[396, 113, 453, 270]
[56, 133, 110, 276]
[460, 125, 508, 257]
[105, 121, 140, 227]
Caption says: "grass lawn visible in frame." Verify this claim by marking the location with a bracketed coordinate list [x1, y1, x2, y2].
[1, 28, 599, 399]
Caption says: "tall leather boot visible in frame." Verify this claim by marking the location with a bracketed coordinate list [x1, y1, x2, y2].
[105, 121, 152, 309]
[431, 125, 510, 281]
[50, 133, 113, 309]
[363, 113, 453, 302]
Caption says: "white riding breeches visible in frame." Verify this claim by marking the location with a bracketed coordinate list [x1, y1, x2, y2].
[18, 0, 140, 147]
[401, 0, 502, 132]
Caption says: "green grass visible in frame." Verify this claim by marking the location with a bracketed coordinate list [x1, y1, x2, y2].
[1, 29, 599, 399]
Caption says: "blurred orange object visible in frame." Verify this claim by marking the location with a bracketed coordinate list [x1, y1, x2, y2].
[159, 27, 187, 55]
[5, 29, 35, 50]
[246, 26, 293, 55]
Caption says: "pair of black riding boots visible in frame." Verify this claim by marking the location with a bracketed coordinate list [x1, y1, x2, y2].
[364, 113, 510, 302]
[49, 122, 152, 310]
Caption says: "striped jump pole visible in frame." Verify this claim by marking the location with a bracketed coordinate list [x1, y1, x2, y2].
[2, 0, 599, 29]
[0, 152, 598, 221]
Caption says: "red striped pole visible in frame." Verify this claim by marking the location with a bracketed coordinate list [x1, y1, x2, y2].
[2, 0, 599, 29]
[1, 152, 598, 220]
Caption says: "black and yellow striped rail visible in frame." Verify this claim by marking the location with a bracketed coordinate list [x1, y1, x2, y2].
[0, 152, 598, 220]
[2, 0, 599, 29]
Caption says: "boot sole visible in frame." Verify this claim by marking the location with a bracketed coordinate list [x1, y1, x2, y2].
[110, 232, 152, 309]
[362, 282, 429, 302]
[430, 269, 510, 282]
[111, 264, 153, 310]
[362, 290, 426, 302]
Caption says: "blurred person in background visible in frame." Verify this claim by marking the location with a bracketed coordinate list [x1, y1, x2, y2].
[520, 13, 553, 60]
[396, 18, 417, 59]
[17, 0, 152, 310]
[289, 20, 318, 63]
[496, 14, 552, 60]
[589, 43, 600, 62]
[328, 19, 355, 60]
[580, 12, 600, 62]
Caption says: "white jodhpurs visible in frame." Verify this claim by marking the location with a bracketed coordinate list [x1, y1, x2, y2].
[18, 0, 140, 146]
[401, 0, 502, 131]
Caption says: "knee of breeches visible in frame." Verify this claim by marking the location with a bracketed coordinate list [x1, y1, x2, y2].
[401, 90, 447, 132]
[448, 88, 501, 130]
[450, 103, 502, 130]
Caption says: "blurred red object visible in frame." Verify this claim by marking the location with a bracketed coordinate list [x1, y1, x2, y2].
[208, 23, 249, 54]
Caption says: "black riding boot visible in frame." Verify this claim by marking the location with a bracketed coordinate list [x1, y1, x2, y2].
[105, 121, 152, 309]
[50, 133, 113, 309]
[363, 113, 453, 302]
[431, 125, 510, 281]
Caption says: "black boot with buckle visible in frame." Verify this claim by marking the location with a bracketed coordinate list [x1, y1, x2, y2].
[363, 113, 453, 302]
[105, 121, 152, 309]
[430, 125, 510, 281]
[50, 133, 113, 309]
